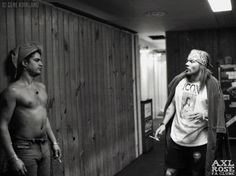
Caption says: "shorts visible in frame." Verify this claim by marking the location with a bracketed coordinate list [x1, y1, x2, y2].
[166, 137, 207, 173]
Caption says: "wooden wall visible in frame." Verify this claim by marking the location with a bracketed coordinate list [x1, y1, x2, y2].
[0, 2, 137, 176]
[166, 28, 236, 83]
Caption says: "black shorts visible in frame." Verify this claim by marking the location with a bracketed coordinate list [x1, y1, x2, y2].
[166, 137, 207, 172]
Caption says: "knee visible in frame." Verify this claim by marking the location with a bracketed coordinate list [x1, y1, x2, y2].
[193, 152, 201, 162]
[165, 168, 177, 176]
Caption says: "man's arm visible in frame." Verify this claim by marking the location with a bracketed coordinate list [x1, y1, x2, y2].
[46, 118, 57, 144]
[0, 88, 27, 175]
[46, 118, 61, 159]
[0, 88, 17, 158]
[155, 99, 176, 138]
[161, 99, 176, 126]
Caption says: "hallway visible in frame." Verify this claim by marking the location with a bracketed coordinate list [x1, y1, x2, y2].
[0, 1, 236, 176]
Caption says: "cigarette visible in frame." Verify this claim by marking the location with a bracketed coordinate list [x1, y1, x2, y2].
[57, 158, 62, 163]
[149, 135, 160, 141]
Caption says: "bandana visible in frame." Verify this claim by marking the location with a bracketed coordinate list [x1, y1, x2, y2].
[10, 42, 43, 78]
[188, 49, 213, 68]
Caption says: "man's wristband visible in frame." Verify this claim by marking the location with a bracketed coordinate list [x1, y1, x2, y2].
[159, 122, 166, 127]
[52, 142, 59, 146]
[9, 154, 19, 161]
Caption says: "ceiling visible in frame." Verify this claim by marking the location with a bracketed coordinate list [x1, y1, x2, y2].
[48, 0, 236, 50]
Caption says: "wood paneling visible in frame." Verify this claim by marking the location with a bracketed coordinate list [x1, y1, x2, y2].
[0, 2, 137, 176]
[166, 28, 236, 84]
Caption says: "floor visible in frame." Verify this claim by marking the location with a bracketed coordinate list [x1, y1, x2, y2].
[115, 118, 165, 176]
[115, 119, 236, 176]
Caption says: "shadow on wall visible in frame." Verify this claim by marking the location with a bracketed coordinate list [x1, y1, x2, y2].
[3, 51, 17, 83]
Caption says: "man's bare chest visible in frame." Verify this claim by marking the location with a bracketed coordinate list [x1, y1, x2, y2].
[16, 88, 48, 108]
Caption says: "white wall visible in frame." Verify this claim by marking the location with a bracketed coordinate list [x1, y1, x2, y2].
[140, 50, 167, 118]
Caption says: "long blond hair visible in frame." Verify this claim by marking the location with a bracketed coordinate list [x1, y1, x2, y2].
[198, 65, 212, 91]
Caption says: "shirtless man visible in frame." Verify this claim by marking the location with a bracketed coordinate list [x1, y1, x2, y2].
[0, 42, 61, 176]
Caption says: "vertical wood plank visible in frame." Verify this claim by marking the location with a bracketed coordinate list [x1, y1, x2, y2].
[6, 7, 16, 53]
[68, 14, 77, 176]
[127, 34, 136, 162]
[102, 26, 113, 176]
[122, 33, 129, 166]
[15, 7, 24, 44]
[77, 16, 86, 176]
[45, 5, 53, 126]
[92, 22, 100, 176]
[88, 20, 97, 176]
[0, 7, 8, 91]
[82, 17, 90, 176]
[67, 13, 73, 176]
[119, 31, 126, 168]
[6, 6, 16, 85]
[73, 15, 83, 176]
[108, 26, 116, 176]
[57, 9, 66, 176]
[110, 28, 117, 174]
[31, 7, 39, 41]
[24, 7, 32, 42]
[85, 17, 95, 176]
[116, 28, 122, 172]
[62, 12, 70, 176]
[114, 28, 120, 175]
[95, 22, 104, 176]
[99, 23, 106, 176]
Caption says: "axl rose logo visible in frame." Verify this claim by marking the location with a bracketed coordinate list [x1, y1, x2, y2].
[212, 160, 235, 175]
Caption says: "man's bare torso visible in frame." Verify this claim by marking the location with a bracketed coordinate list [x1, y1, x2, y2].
[9, 81, 48, 139]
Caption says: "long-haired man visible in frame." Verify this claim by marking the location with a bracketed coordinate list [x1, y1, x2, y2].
[155, 49, 230, 176]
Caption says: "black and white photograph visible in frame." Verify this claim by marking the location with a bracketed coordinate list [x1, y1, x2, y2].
[0, 0, 235, 176]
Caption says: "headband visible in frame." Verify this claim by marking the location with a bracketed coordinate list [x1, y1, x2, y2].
[11, 42, 43, 78]
[188, 49, 212, 68]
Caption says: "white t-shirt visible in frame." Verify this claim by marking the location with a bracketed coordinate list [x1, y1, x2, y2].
[170, 78, 208, 147]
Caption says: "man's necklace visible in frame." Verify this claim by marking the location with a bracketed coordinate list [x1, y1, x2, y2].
[29, 84, 39, 95]
[22, 80, 39, 94]
[34, 87, 39, 95]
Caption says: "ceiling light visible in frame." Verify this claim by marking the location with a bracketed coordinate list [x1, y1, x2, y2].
[207, 0, 232, 12]
[145, 11, 166, 17]
[140, 47, 150, 54]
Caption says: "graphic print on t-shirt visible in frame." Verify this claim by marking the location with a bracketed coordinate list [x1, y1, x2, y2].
[180, 82, 200, 119]
[171, 78, 208, 146]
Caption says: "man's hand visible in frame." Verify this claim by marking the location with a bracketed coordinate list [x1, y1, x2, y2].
[188, 112, 208, 123]
[154, 124, 166, 140]
[9, 157, 27, 175]
[52, 143, 62, 161]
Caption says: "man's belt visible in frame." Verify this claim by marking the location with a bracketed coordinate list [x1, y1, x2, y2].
[12, 136, 48, 144]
